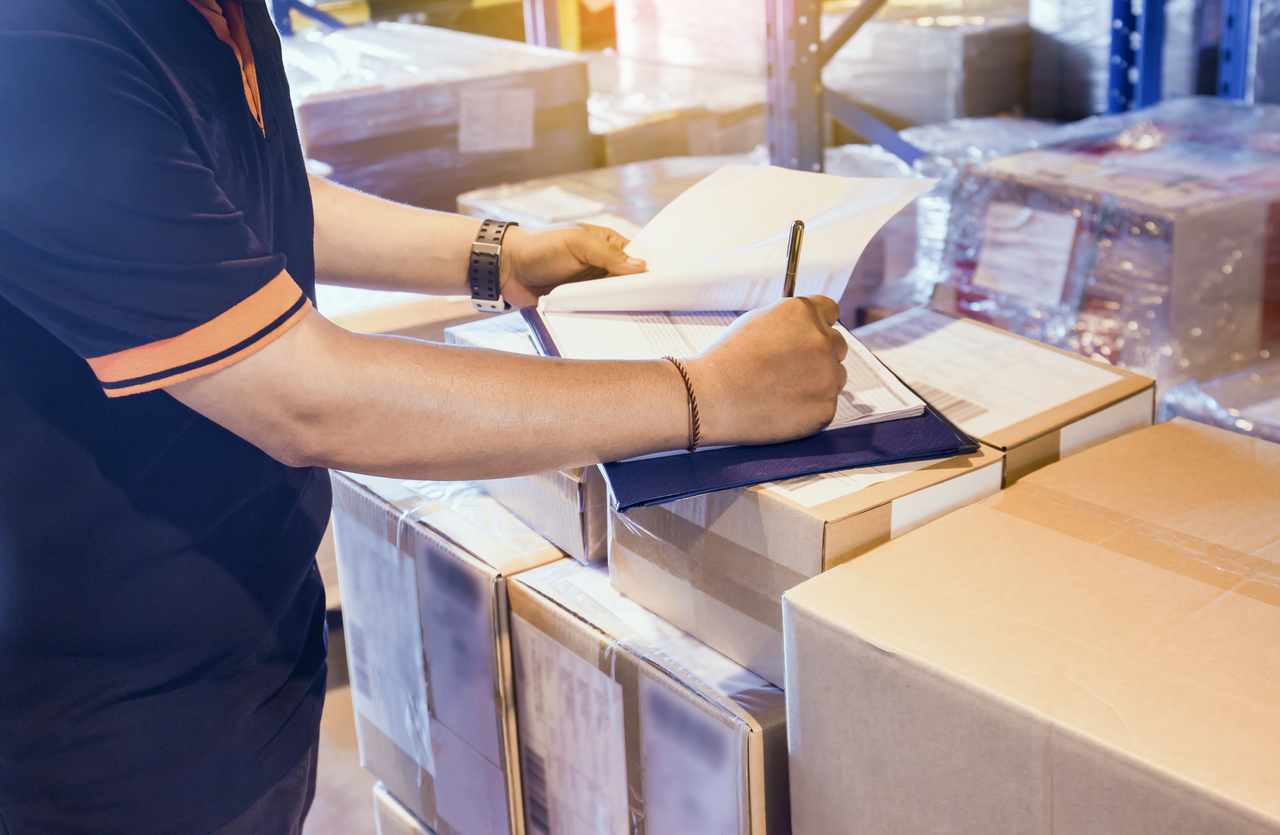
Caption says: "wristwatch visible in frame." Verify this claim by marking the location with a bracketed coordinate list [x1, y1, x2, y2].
[468, 219, 518, 313]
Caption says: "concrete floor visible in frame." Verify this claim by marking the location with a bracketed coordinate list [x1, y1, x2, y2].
[303, 685, 378, 835]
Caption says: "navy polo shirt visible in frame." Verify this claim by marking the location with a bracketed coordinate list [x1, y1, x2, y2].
[0, 1, 330, 831]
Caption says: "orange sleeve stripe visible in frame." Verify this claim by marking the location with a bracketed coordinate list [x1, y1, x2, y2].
[89, 271, 308, 393]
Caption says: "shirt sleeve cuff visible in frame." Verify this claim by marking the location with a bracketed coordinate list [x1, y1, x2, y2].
[87, 271, 312, 397]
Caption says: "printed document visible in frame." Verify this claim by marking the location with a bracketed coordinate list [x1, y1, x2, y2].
[539, 164, 933, 312]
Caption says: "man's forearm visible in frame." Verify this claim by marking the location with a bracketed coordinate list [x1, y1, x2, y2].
[169, 310, 690, 480]
[310, 174, 479, 295]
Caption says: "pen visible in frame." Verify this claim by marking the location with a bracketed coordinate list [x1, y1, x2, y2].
[782, 219, 805, 298]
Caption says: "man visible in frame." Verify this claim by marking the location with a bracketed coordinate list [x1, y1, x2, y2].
[0, 1, 847, 832]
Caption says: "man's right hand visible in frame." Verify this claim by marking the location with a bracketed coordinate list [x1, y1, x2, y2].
[687, 296, 850, 447]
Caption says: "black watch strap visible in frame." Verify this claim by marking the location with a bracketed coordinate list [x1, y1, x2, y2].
[469, 219, 517, 313]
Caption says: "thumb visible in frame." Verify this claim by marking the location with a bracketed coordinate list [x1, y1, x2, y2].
[573, 230, 647, 276]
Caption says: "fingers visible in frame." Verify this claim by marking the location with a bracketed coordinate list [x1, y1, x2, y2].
[579, 222, 632, 251]
[802, 294, 841, 326]
[831, 327, 849, 363]
[570, 226, 647, 276]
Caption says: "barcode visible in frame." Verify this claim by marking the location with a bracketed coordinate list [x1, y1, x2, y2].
[347, 621, 372, 701]
[914, 382, 989, 424]
[522, 745, 552, 834]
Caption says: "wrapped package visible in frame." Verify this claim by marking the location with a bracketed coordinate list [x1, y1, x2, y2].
[457, 145, 917, 325]
[784, 419, 1280, 835]
[823, 4, 1031, 128]
[281, 23, 593, 211]
[1159, 356, 1280, 442]
[446, 313, 610, 564]
[1028, 0, 1202, 120]
[610, 444, 1004, 686]
[587, 52, 766, 167]
[935, 98, 1280, 388]
[509, 559, 789, 835]
[373, 782, 432, 835]
[613, 0, 765, 76]
[331, 472, 564, 835]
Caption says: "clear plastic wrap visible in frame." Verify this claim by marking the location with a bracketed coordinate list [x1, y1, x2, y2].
[1159, 356, 1280, 441]
[822, 3, 1031, 128]
[586, 51, 766, 166]
[934, 97, 1280, 389]
[280, 22, 593, 211]
[612, 0, 766, 75]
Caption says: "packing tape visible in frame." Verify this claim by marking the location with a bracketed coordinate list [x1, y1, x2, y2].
[990, 482, 1280, 606]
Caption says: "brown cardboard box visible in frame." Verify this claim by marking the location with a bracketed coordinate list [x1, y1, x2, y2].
[332, 473, 563, 835]
[610, 444, 1005, 686]
[855, 306, 1156, 484]
[445, 314, 609, 563]
[783, 419, 1280, 835]
[509, 560, 790, 835]
[373, 782, 435, 835]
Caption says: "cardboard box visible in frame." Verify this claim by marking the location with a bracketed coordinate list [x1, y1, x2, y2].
[332, 473, 564, 835]
[783, 419, 1280, 835]
[445, 314, 609, 564]
[509, 559, 790, 835]
[855, 306, 1155, 485]
[373, 782, 435, 835]
[282, 23, 593, 212]
[610, 444, 1005, 686]
[586, 52, 765, 167]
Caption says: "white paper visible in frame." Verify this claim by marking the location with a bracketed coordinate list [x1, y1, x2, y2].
[540, 165, 933, 312]
[512, 614, 629, 835]
[331, 511, 436, 776]
[489, 186, 608, 224]
[639, 677, 740, 835]
[855, 308, 1122, 439]
[458, 87, 536, 153]
[763, 459, 934, 509]
[541, 313, 924, 434]
[972, 202, 1077, 306]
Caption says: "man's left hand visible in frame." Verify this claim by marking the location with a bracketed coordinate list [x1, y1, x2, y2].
[499, 223, 648, 309]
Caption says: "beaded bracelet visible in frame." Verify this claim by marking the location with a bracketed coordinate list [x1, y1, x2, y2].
[663, 355, 701, 452]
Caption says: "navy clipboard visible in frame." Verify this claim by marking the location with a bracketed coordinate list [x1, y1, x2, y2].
[521, 307, 979, 512]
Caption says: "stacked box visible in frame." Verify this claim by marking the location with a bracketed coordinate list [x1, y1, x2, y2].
[586, 52, 766, 167]
[823, 6, 1031, 128]
[331, 473, 564, 835]
[784, 419, 1280, 834]
[446, 314, 610, 564]
[855, 307, 1155, 484]
[936, 98, 1280, 387]
[373, 782, 433, 835]
[509, 559, 790, 835]
[613, 0, 765, 76]
[1160, 356, 1280, 442]
[281, 23, 593, 211]
[609, 444, 1005, 686]
[1027, 0, 1203, 120]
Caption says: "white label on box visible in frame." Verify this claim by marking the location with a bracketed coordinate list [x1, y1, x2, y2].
[972, 202, 1077, 306]
[855, 308, 1121, 439]
[490, 186, 609, 224]
[763, 459, 933, 509]
[458, 87, 536, 154]
[1058, 390, 1154, 458]
[889, 458, 1002, 539]
[512, 614, 629, 835]
[332, 511, 436, 776]
[639, 677, 740, 835]
[1240, 395, 1280, 429]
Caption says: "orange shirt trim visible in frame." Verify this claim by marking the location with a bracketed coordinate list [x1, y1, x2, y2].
[188, 0, 263, 130]
[88, 271, 310, 397]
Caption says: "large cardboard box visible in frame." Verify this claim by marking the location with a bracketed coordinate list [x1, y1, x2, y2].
[610, 444, 1005, 686]
[332, 473, 563, 835]
[373, 782, 435, 835]
[509, 559, 790, 835]
[282, 23, 593, 212]
[445, 314, 609, 564]
[855, 306, 1156, 484]
[783, 419, 1280, 834]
